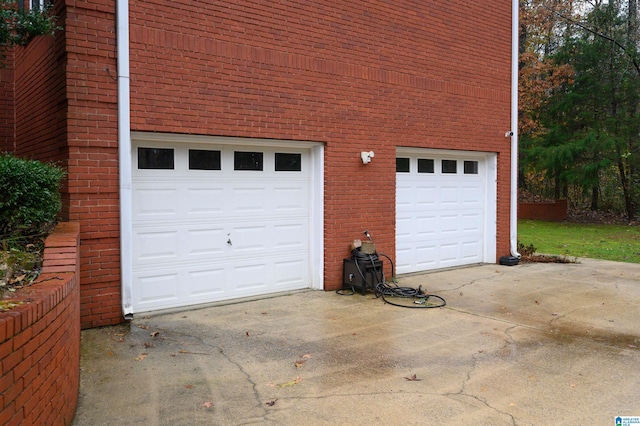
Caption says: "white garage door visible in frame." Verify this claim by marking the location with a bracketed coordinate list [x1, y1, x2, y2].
[396, 148, 496, 274]
[131, 137, 319, 313]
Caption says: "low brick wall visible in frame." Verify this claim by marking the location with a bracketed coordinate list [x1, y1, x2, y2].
[0, 222, 80, 425]
[518, 199, 568, 221]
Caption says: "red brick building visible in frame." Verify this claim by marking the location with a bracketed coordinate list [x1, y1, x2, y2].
[1, 0, 519, 328]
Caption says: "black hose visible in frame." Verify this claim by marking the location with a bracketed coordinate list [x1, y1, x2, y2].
[339, 248, 446, 308]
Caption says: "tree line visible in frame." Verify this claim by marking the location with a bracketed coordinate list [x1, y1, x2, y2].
[519, 0, 640, 219]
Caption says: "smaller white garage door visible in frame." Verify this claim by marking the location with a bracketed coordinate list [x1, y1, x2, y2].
[396, 148, 496, 274]
[131, 136, 320, 313]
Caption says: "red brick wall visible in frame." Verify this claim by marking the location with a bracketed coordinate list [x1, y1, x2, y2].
[0, 222, 80, 426]
[128, 0, 514, 289]
[519, 200, 568, 221]
[0, 49, 15, 153]
[64, 0, 120, 328]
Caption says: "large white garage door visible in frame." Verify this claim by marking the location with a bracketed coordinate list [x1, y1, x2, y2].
[131, 136, 319, 313]
[396, 148, 496, 274]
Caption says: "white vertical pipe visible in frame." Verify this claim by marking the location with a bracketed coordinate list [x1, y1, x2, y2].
[510, 0, 521, 258]
[117, 0, 134, 317]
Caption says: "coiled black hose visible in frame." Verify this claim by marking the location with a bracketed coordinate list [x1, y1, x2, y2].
[341, 249, 446, 308]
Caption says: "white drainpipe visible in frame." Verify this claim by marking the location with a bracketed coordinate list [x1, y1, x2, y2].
[116, 0, 134, 317]
[510, 0, 521, 258]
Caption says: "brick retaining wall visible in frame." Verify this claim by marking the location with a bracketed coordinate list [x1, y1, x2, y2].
[0, 222, 80, 425]
[518, 200, 568, 221]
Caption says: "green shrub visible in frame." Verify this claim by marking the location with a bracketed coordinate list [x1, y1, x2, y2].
[0, 154, 65, 239]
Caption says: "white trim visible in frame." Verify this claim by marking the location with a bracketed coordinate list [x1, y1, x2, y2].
[310, 144, 324, 289]
[131, 131, 322, 149]
[510, 0, 521, 258]
[117, 0, 134, 317]
[396, 146, 495, 159]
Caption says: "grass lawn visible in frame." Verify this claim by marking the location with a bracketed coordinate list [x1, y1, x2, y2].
[518, 219, 640, 263]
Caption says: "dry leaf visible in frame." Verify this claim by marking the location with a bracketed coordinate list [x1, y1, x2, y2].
[276, 376, 302, 388]
[150, 331, 160, 338]
[135, 353, 148, 361]
[137, 325, 150, 330]
[265, 399, 278, 406]
[405, 374, 422, 381]
[184, 384, 194, 389]
[294, 359, 307, 368]
[201, 401, 214, 408]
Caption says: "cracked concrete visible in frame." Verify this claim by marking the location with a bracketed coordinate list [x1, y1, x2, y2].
[73, 258, 640, 425]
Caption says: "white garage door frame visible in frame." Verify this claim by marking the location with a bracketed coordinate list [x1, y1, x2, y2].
[396, 147, 497, 273]
[122, 132, 324, 315]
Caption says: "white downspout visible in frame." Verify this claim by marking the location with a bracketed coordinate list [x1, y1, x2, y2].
[117, 0, 134, 317]
[510, 0, 521, 258]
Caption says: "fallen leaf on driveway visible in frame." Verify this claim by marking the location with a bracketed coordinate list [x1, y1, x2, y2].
[135, 353, 147, 361]
[275, 376, 302, 388]
[150, 331, 160, 338]
[294, 354, 313, 368]
[201, 401, 213, 408]
[405, 374, 422, 381]
[265, 399, 278, 406]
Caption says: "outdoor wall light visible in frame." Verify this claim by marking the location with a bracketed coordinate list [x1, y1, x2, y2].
[361, 151, 375, 164]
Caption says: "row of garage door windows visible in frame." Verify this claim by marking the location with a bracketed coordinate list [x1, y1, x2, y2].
[138, 147, 478, 175]
[396, 158, 479, 174]
[138, 147, 302, 171]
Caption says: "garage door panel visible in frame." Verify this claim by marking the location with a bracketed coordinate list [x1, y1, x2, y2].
[186, 268, 225, 298]
[136, 272, 180, 306]
[232, 225, 268, 252]
[440, 186, 460, 204]
[396, 186, 413, 207]
[135, 230, 179, 262]
[416, 215, 437, 237]
[462, 241, 482, 260]
[185, 228, 226, 256]
[273, 185, 308, 213]
[185, 188, 225, 216]
[232, 262, 270, 292]
[274, 223, 308, 249]
[134, 187, 180, 218]
[462, 212, 483, 232]
[416, 186, 437, 207]
[274, 259, 306, 287]
[415, 244, 437, 269]
[232, 186, 269, 213]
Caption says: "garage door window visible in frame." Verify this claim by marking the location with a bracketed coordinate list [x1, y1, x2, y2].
[138, 147, 174, 170]
[418, 158, 434, 173]
[189, 149, 221, 170]
[234, 151, 263, 171]
[442, 159, 457, 174]
[464, 160, 479, 174]
[396, 158, 410, 172]
[275, 153, 302, 171]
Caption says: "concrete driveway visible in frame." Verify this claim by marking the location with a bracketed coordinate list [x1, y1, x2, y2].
[72, 258, 640, 425]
